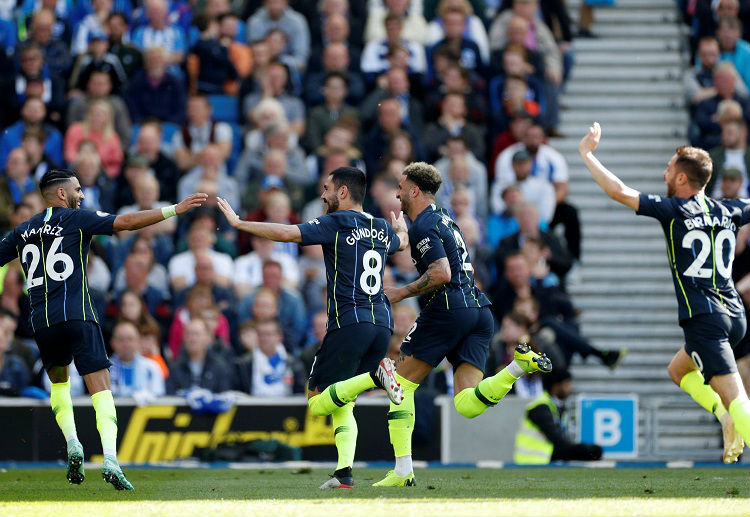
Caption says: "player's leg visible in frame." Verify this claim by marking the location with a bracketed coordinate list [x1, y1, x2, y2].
[710, 372, 750, 443]
[37, 325, 83, 484]
[75, 322, 133, 490]
[453, 308, 552, 419]
[668, 348, 727, 419]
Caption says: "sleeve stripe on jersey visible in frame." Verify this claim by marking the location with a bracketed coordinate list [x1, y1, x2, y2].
[79, 230, 86, 322]
[669, 219, 693, 318]
[333, 231, 340, 328]
[39, 231, 50, 327]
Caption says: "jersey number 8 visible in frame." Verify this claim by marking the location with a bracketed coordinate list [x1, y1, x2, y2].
[22, 237, 75, 288]
[360, 249, 383, 296]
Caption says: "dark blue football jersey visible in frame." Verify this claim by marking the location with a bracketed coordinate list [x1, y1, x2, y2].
[408, 204, 491, 311]
[0, 207, 117, 331]
[297, 210, 401, 331]
[637, 193, 750, 322]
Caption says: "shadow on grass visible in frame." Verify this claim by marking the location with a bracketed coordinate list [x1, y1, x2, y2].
[0, 468, 747, 502]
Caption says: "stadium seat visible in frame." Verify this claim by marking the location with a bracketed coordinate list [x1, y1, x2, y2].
[226, 122, 243, 174]
[209, 95, 240, 124]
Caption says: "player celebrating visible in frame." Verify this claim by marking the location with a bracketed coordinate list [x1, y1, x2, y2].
[375, 162, 552, 487]
[217, 166, 408, 489]
[0, 169, 207, 490]
[579, 123, 749, 463]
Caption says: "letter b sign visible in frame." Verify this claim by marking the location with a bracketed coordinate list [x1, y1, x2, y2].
[577, 395, 638, 458]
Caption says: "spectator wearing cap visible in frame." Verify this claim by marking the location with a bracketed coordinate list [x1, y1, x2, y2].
[246, 0, 310, 73]
[173, 95, 233, 171]
[124, 46, 187, 125]
[361, 11, 427, 84]
[67, 70, 132, 147]
[708, 119, 750, 197]
[490, 149, 555, 224]
[487, 184, 522, 247]
[131, 121, 181, 203]
[107, 12, 143, 82]
[719, 167, 747, 198]
[178, 144, 240, 210]
[303, 72, 359, 152]
[72, 0, 112, 55]
[68, 31, 126, 94]
[131, 0, 187, 69]
[241, 149, 305, 212]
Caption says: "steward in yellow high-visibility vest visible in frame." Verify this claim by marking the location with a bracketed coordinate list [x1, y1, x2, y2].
[514, 369, 603, 464]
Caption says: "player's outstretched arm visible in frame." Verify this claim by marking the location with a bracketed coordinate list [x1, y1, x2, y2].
[391, 210, 409, 251]
[112, 193, 208, 232]
[578, 122, 641, 211]
[217, 197, 302, 243]
[385, 257, 451, 304]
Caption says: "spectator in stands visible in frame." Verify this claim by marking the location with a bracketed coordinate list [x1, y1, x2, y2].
[27, 9, 71, 80]
[131, 0, 187, 68]
[109, 321, 166, 398]
[178, 144, 240, 209]
[117, 173, 176, 235]
[0, 148, 37, 207]
[514, 369, 603, 464]
[494, 202, 572, 282]
[491, 111, 533, 171]
[427, 0, 489, 64]
[708, 119, 750, 197]
[116, 254, 169, 316]
[305, 123, 363, 180]
[424, 61, 486, 125]
[363, 96, 423, 177]
[234, 235, 300, 297]
[361, 12, 427, 84]
[427, 5, 485, 80]
[167, 318, 234, 393]
[489, 45, 546, 130]
[235, 319, 292, 395]
[694, 62, 750, 151]
[111, 235, 170, 299]
[491, 149, 555, 224]
[0, 308, 31, 396]
[305, 43, 366, 107]
[433, 136, 488, 219]
[67, 70, 132, 146]
[69, 32, 126, 94]
[169, 282, 231, 353]
[173, 95, 233, 171]
[137, 318, 168, 379]
[187, 14, 238, 95]
[717, 16, 750, 91]
[124, 47, 187, 124]
[72, 0, 112, 55]
[489, 16, 544, 79]
[64, 99, 123, 178]
[719, 166, 746, 198]
[22, 127, 58, 182]
[362, 66, 424, 134]
[242, 60, 305, 136]
[246, 0, 310, 73]
[0, 307, 34, 374]
[365, 0, 429, 45]
[174, 249, 235, 312]
[131, 123, 181, 203]
[685, 37, 748, 111]
[422, 92, 484, 162]
[169, 223, 234, 291]
[303, 72, 359, 151]
[13, 42, 65, 120]
[106, 12, 143, 82]
[75, 150, 115, 212]
[219, 13, 253, 81]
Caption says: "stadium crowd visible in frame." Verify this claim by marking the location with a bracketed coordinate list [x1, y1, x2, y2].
[0, 0, 625, 401]
[682, 0, 750, 382]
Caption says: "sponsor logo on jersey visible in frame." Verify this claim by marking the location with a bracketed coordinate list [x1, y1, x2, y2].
[417, 237, 431, 256]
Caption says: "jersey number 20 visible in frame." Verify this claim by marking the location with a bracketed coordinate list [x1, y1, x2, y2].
[22, 237, 75, 288]
[682, 229, 735, 279]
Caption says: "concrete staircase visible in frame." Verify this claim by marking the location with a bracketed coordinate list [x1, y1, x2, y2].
[553, 0, 732, 460]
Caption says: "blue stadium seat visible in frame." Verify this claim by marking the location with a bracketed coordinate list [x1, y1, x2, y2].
[209, 95, 240, 124]
[226, 122, 243, 174]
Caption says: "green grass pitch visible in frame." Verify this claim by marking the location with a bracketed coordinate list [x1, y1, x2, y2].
[0, 467, 747, 517]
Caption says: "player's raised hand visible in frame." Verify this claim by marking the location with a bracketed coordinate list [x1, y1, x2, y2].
[216, 197, 241, 228]
[176, 192, 209, 215]
[390, 210, 407, 233]
[578, 122, 601, 156]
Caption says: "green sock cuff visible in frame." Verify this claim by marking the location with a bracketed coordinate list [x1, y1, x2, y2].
[394, 372, 419, 392]
[679, 371, 726, 419]
[51, 378, 71, 389]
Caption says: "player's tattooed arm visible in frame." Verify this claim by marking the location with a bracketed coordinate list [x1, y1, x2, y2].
[217, 197, 302, 242]
[385, 257, 451, 304]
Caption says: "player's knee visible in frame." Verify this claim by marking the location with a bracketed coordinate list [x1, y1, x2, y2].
[666, 362, 683, 386]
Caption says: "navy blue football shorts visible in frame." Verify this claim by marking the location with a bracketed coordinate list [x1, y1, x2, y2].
[308, 322, 391, 392]
[681, 313, 747, 383]
[34, 320, 111, 376]
[400, 306, 494, 371]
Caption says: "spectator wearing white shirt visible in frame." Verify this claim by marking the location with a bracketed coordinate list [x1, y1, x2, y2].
[131, 0, 187, 67]
[361, 11, 427, 79]
[109, 321, 166, 398]
[177, 144, 240, 209]
[234, 234, 300, 297]
[72, 0, 111, 55]
[236, 319, 292, 396]
[172, 95, 233, 171]
[246, 0, 310, 73]
[168, 224, 234, 291]
[426, 0, 490, 65]
[365, 0, 430, 45]
[491, 149, 555, 224]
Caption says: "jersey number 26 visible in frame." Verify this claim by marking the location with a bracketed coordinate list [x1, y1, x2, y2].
[22, 237, 75, 288]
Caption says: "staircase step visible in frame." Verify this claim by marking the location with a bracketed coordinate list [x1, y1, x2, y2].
[563, 96, 685, 109]
[594, 10, 680, 24]
[570, 282, 674, 295]
[553, 137, 685, 153]
[572, 38, 682, 53]
[567, 0, 680, 8]
[564, 82, 684, 96]
[580, 323, 680, 338]
[594, 24, 683, 38]
[579, 309, 677, 323]
[562, 110, 688, 124]
[579, 267, 673, 280]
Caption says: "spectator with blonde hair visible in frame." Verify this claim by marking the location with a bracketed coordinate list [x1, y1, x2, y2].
[64, 100, 123, 177]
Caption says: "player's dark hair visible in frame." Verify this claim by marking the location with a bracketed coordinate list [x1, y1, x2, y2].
[329, 166, 366, 205]
[674, 146, 713, 189]
[39, 168, 78, 194]
[403, 162, 442, 195]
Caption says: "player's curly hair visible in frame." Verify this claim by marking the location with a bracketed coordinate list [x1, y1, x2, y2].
[403, 162, 442, 195]
[674, 146, 712, 189]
